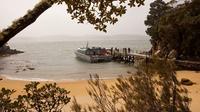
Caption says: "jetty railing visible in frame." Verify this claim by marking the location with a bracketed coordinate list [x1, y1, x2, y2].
[109, 47, 149, 64]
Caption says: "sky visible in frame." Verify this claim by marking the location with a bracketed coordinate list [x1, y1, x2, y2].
[0, 0, 152, 38]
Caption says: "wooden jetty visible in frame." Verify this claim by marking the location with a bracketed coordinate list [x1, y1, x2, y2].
[109, 47, 200, 70]
[109, 47, 149, 64]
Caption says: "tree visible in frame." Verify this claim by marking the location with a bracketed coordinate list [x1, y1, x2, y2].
[144, 0, 171, 52]
[145, 0, 200, 60]
[0, 0, 145, 47]
[158, 0, 200, 60]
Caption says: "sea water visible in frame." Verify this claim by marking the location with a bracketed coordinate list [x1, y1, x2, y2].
[0, 36, 151, 81]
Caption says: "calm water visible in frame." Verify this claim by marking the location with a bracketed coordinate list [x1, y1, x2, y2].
[0, 38, 151, 81]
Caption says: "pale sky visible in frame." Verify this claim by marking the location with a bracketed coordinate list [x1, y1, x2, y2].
[0, 0, 152, 38]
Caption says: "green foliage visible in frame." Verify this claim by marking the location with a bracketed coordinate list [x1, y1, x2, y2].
[0, 82, 71, 112]
[2, 0, 145, 35]
[56, 0, 145, 32]
[145, 0, 200, 60]
[87, 75, 119, 112]
[158, 0, 200, 60]
[0, 88, 17, 112]
[0, 0, 145, 47]
[71, 59, 191, 112]
[71, 74, 119, 112]
[144, 0, 171, 50]
[71, 97, 85, 112]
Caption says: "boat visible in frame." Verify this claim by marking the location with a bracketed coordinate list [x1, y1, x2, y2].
[75, 45, 112, 63]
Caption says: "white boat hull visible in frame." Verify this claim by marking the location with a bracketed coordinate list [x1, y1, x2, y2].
[75, 51, 112, 63]
[75, 51, 92, 62]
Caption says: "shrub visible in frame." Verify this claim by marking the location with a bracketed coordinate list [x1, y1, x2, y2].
[0, 88, 17, 112]
[0, 82, 71, 112]
[71, 59, 191, 112]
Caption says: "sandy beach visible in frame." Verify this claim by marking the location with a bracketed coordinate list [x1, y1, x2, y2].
[0, 71, 200, 111]
[176, 71, 200, 112]
[0, 75, 116, 111]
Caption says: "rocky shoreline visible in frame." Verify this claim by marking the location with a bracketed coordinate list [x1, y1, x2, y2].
[175, 60, 200, 71]
[0, 44, 24, 57]
[150, 48, 200, 71]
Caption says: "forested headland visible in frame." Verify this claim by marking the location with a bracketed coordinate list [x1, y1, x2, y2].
[145, 0, 200, 61]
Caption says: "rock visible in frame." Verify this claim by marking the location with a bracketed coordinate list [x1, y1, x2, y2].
[0, 67, 3, 70]
[23, 69, 26, 71]
[27, 67, 35, 70]
[127, 71, 131, 74]
[0, 78, 3, 81]
[0, 44, 24, 56]
[181, 78, 194, 86]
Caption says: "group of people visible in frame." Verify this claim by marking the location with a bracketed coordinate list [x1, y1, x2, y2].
[110, 47, 135, 64]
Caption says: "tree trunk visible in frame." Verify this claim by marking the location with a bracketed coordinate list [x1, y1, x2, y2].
[0, 0, 53, 47]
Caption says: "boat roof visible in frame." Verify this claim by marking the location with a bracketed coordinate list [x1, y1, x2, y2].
[78, 47, 105, 50]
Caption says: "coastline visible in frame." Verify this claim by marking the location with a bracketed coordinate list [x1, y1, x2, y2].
[0, 70, 200, 111]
